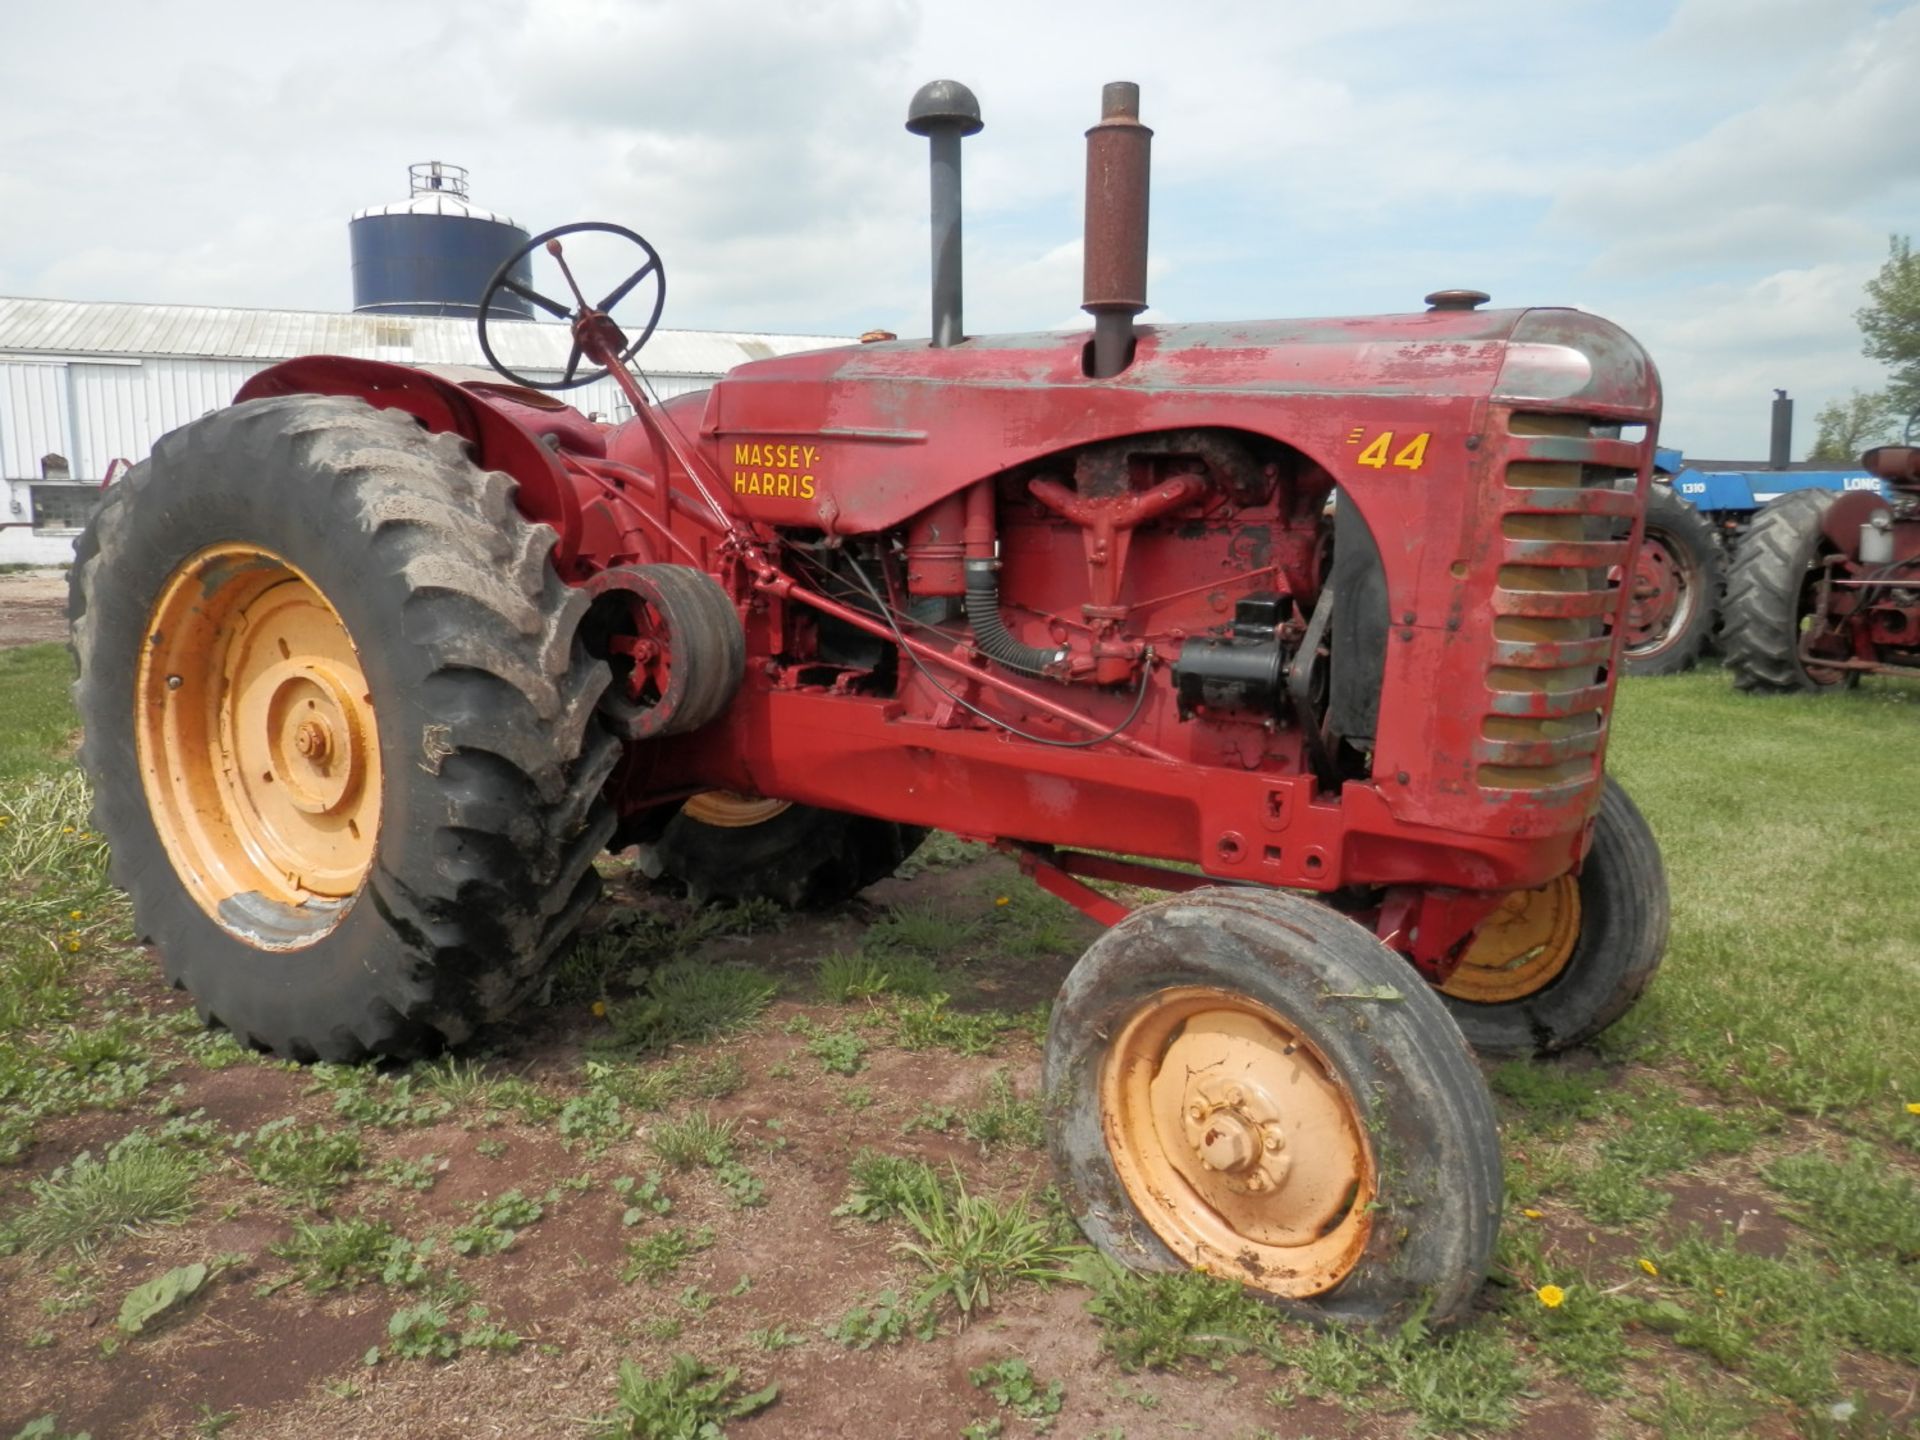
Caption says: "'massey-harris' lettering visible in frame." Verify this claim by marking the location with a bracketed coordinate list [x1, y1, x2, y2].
[732, 441, 819, 499]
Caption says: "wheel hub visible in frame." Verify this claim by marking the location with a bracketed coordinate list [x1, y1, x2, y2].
[1102, 987, 1373, 1293]
[137, 543, 382, 938]
[1624, 536, 1687, 652]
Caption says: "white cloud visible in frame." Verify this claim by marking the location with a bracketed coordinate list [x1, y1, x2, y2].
[0, 0, 1915, 460]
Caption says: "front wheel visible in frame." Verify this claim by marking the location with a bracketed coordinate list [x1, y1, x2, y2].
[1046, 888, 1501, 1327]
[1437, 776, 1668, 1057]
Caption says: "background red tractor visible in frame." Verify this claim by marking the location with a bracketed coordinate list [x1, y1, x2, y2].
[69, 81, 1668, 1326]
[1724, 439, 1920, 690]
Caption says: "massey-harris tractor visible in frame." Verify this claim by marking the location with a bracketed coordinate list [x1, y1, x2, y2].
[70, 82, 1668, 1325]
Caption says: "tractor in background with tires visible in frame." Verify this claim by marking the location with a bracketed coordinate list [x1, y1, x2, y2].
[1619, 393, 1887, 678]
[1723, 440, 1920, 690]
[69, 81, 1670, 1327]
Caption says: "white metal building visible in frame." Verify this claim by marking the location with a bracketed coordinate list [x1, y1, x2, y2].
[0, 295, 848, 564]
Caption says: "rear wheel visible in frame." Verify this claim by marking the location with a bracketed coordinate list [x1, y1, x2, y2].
[1620, 482, 1721, 677]
[1723, 488, 1858, 692]
[646, 797, 926, 909]
[1046, 887, 1501, 1327]
[1438, 776, 1667, 1057]
[70, 394, 618, 1060]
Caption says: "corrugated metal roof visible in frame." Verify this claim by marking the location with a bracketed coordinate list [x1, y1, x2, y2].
[0, 296, 850, 378]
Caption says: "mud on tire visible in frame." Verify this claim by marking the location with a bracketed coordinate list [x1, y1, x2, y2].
[69, 394, 618, 1061]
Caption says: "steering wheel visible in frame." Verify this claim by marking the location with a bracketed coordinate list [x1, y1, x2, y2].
[476, 221, 668, 391]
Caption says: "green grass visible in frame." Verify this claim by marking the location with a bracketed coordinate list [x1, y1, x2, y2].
[893, 1175, 1082, 1321]
[243, 1121, 364, 1208]
[649, 1110, 739, 1170]
[0, 1132, 201, 1257]
[596, 960, 778, 1055]
[0, 645, 74, 781]
[1604, 669, 1920, 1129]
[588, 1354, 778, 1440]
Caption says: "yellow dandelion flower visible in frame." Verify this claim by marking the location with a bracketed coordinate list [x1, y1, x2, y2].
[67, 940, 81, 953]
[1522, 1208, 1543, 1220]
[1638, 1258, 1658, 1277]
[994, 895, 1011, 907]
[1536, 1284, 1566, 1308]
[69, 910, 84, 921]
[591, 1000, 607, 1017]
[62, 826, 75, 834]
[1906, 1102, 1920, 1116]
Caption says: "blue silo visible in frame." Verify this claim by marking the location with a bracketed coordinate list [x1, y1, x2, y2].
[349, 162, 533, 319]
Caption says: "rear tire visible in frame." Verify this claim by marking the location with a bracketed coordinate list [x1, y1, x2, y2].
[1723, 489, 1857, 693]
[1620, 482, 1721, 677]
[1439, 777, 1667, 1057]
[1046, 887, 1501, 1328]
[647, 801, 926, 910]
[70, 394, 618, 1061]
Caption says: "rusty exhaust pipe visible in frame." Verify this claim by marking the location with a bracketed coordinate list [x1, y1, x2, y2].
[906, 80, 983, 348]
[1083, 81, 1152, 379]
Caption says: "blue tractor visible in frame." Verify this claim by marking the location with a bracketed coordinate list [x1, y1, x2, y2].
[1621, 392, 1880, 676]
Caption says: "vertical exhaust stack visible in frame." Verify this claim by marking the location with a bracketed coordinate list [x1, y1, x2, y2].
[906, 80, 984, 348]
[1083, 81, 1153, 378]
[1770, 388, 1794, 469]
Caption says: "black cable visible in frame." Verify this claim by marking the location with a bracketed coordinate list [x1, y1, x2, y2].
[841, 551, 1154, 750]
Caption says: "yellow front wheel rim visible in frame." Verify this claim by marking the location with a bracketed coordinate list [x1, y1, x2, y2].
[136, 543, 381, 940]
[680, 791, 792, 828]
[1442, 875, 1582, 1003]
[1100, 986, 1374, 1298]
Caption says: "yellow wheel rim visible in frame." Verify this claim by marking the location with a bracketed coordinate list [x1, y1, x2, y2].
[680, 791, 792, 828]
[1442, 875, 1581, 1003]
[136, 543, 381, 939]
[1100, 986, 1374, 1298]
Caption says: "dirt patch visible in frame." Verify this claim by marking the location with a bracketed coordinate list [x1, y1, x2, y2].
[0, 568, 68, 651]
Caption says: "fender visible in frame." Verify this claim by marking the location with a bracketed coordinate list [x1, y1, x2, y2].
[237, 356, 590, 567]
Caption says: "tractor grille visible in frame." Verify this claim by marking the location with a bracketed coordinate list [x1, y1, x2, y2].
[1477, 412, 1640, 793]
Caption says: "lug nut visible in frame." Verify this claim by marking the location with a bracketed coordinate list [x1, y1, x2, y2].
[294, 720, 331, 760]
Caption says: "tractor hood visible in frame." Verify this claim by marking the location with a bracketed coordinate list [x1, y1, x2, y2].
[700, 306, 1659, 535]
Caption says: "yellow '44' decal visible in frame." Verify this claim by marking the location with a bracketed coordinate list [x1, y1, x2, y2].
[1349, 431, 1430, 471]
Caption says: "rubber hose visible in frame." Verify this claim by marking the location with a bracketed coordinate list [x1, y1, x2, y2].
[964, 559, 1069, 676]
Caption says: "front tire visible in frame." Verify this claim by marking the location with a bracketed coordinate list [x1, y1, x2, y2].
[1046, 888, 1501, 1327]
[70, 394, 619, 1061]
[1438, 777, 1667, 1057]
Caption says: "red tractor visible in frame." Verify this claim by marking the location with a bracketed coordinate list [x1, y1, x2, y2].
[1724, 440, 1920, 689]
[70, 82, 1668, 1326]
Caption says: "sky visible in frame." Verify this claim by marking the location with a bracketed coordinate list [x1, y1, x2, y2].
[2, 0, 1916, 458]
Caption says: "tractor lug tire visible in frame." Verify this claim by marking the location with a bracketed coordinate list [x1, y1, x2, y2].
[1722, 488, 1858, 693]
[1440, 776, 1667, 1058]
[1619, 480, 1722, 677]
[648, 803, 927, 910]
[70, 394, 618, 1062]
[1046, 887, 1502, 1328]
